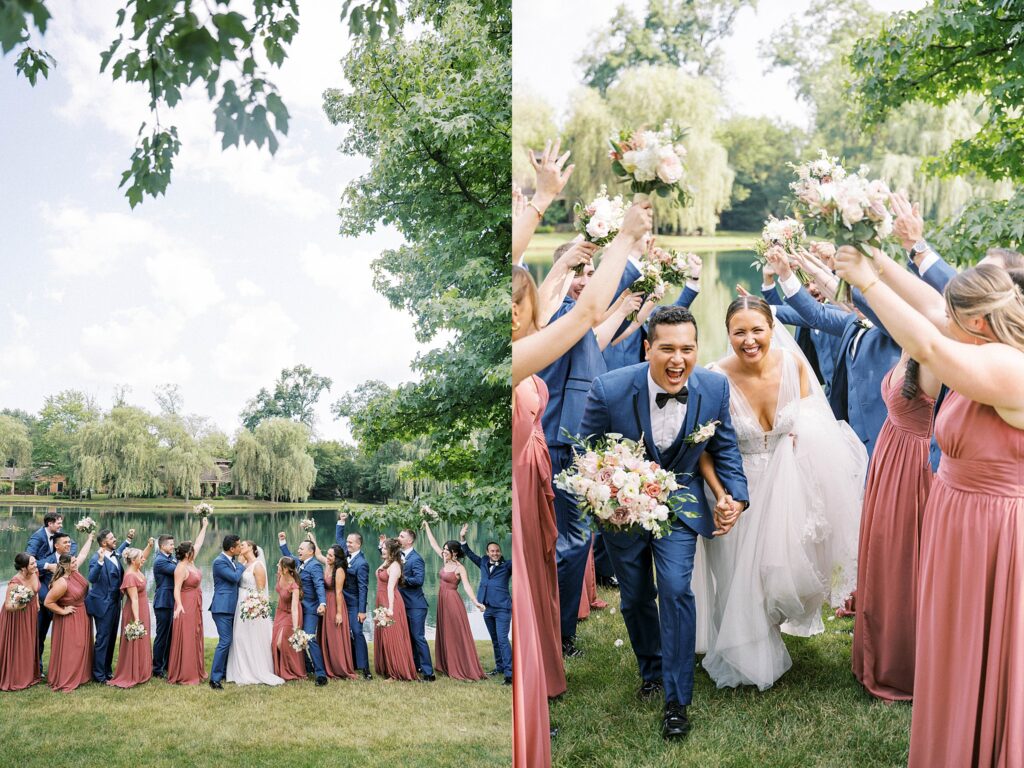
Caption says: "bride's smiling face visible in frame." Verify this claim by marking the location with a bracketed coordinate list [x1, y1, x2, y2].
[728, 308, 773, 364]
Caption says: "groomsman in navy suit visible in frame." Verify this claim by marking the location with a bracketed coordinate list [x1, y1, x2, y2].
[36, 531, 75, 672]
[278, 534, 329, 685]
[460, 525, 511, 684]
[336, 513, 371, 679]
[539, 245, 641, 657]
[209, 534, 244, 689]
[85, 527, 134, 682]
[579, 306, 748, 739]
[26, 513, 78, 561]
[151, 520, 208, 678]
[397, 528, 434, 681]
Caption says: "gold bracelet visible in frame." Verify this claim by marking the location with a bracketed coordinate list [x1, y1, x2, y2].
[861, 276, 880, 295]
[528, 201, 545, 219]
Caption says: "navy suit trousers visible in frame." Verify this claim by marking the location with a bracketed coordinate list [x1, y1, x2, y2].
[550, 444, 591, 640]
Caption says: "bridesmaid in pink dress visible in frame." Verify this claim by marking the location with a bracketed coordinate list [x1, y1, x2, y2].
[372, 539, 418, 681]
[852, 357, 937, 700]
[510, 194, 650, 768]
[108, 541, 155, 689]
[43, 532, 95, 692]
[313, 544, 357, 680]
[0, 553, 42, 690]
[167, 536, 208, 686]
[422, 521, 487, 681]
[834, 255, 1024, 767]
[577, 535, 608, 621]
[272, 557, 307, 681]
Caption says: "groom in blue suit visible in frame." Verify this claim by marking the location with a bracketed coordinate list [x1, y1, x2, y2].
[208, 534, 243, 689]
[336, 513, 371, 678]
[397, 529, 434, 680]
[580, 305, 748, 739]
[460, 527, 512, 684]
[279, 535, 329, 685]
[85, 527, 133, 682]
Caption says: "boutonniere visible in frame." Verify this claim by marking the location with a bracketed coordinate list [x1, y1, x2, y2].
[685, 419, 720, 445]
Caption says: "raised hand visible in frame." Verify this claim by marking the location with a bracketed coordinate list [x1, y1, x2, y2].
[619, 199, 654, 242]
[834, 244, 877, 290]
[277, 532, 286, 544]
[560, 240, 598, 272]
[808, 241, 836, 269]
[529, 138, 574, 206]
[98, 548, 107, 561]
[338, 511, 348, 525]
[459, 523, 468, 541]
[620, 292, 644, 317]
[765, 245, 793, 281]
[126, 528, 136, 540]
[735, 284, 751, 298]
[512, 184, 527, 223]
[686, 252, 703, 280]
[889, 191, 924, 251]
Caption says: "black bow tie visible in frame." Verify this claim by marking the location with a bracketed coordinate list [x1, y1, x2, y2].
[655, 388, 688, 409]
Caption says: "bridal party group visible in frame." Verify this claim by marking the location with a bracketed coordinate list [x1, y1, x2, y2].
[0, 510, 512, 693]
[511, 139, 1023, 768]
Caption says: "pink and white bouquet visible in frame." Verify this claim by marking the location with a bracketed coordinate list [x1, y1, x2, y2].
[74, 517, 96, 534]
[193, 502, 213, 518]
[7, 584, 34, 610]
[420, 504, 438, 521]
[752, 216, 809, 283]
[125, 620, 147, 641]
[288, 628, 313, 652]
[790, 150, 893, 297]
[239, 590, 271, 621]
[554, 434, 696, 539]
[573, 186, 627, 247]
[609, 121, 691, 205]
[298, 518, 316, 532]
[373, 606, 395, 628]
[626, 247, 693, 320]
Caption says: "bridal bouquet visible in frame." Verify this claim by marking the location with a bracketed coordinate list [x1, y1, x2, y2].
[420, 504, 438, 521]
[125, 620, 147, 641]
[288, 628, 313, 652]
[74, 517, 96, 534]
[609, 121, 691, 205]
[193, 502, 213, 518]
[298, 518, 316, 532]
[573, 186, 627, 247]
[7, 584, 34, 610]
[239, 590, 271, 621]
[373, 606, 395, 628]
[789, 150, 893, 298]
[752, 216, 809, 283]
[627, 246, 693, 320]
[554, 433, 696, 538]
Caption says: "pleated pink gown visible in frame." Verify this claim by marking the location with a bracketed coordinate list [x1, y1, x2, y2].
[435, 569, 486, 681]
[909, 391, 1024, 767]
[320, 571, 357, 680]
[0, 574, 41, 690]
[167, 567, 205, 685]
[852, 367, 933, 700]
[372, 570, 418, 681]
[47, 571, 93, 692]
[108, 571, 152, 688]
[272, 582, 307, 681]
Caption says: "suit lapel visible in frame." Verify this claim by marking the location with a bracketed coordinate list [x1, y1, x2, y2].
[633, 368, 661, 463]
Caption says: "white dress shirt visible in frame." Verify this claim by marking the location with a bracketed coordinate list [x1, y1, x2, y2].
[647, 370, 687, 453]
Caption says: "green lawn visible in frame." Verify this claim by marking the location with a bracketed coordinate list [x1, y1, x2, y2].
[524, 231, 759, 265]
[0, 639, 510, 767]
[551, 587, 911, 768]
[0, 495, 379, 513]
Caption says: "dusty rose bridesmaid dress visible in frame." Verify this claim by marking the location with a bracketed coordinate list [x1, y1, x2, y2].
[320, 569, 357, 680]
[272, 581, 307, 681]
[167, 566, 205, 685]
[434, 569, 486, 681]
[0, 574, 41, 690]
[108, 570, 152, 688]
[372, 569, 418, 681]
[47, 571, 93, 692]
[909, 392, 1024, 767]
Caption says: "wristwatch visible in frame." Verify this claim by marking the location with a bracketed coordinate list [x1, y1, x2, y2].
[909, 240, 929, 260]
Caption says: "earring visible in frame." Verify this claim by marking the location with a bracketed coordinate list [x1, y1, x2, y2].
[512, 320, 521, 332]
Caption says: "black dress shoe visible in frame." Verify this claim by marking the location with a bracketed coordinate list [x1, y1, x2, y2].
[422, 673, 436, 682]
[596, 575, 619, 589]
[637, 679, 663, 701]
[487, 668, 501, 676]
[315, 676, 328, 686]
[209, 681, 223, 690]
[362, 669, 373, 680]
[561, 638, 582, 658]
[503, 676, 512, 686]
[662, 702, 690, 740]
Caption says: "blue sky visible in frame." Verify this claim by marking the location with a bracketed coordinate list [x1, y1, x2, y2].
[0, 2, 430, 442]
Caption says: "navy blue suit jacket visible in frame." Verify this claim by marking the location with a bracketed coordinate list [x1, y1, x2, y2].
[209, 553, 244, 614]
[84, 541, 130, 617]
[279, 543, 327, 610]
[763, 284, 842, 394]
[152, 552, 178, 611]
[26, 527, 78, 560]
[398, 548, 428, 611]
[579, 364, 749, 539]
[462, 542, 511, 611]
[336, 522, 369, 614]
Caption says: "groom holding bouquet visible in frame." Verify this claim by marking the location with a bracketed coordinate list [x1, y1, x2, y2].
[579, 305, 748, 739]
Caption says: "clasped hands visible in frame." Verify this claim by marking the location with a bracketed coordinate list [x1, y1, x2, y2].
[712, 494, 744, 537]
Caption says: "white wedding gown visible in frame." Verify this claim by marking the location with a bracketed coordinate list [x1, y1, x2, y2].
[693, 345, 867, 691]
[226, 560, 284, 686]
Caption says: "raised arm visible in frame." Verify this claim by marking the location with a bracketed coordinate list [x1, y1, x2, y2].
[74, 533, 94, 570]
[512, 201, 653, 387]
[192, 517, 210, 558]
[335, 515, 347, 548]
[537, 241, 598, 322]
[141, 537, 154, 563]
[460, 526, 482, 569]
[513, 140, 574, 263]
[308, 534, 328, 565]
[421, 521, 444, 559]
[595, 292, 643, 350]
[277, 532, 293, 559]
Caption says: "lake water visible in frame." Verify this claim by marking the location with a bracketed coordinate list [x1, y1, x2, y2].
[0, 504, 509, 641]
[526, 248, 761, 364]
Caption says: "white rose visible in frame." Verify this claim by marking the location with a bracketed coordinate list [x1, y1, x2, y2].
[841, 200, 864, 227]
[586, 217, 611, 239]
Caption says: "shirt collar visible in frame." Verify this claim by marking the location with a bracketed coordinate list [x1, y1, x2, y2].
[349, 549, 361, 560]
[402, 547, 414, 557]
[647, 369, 668, 396]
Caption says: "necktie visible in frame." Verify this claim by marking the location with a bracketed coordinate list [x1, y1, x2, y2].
[655, 387, 688, 409]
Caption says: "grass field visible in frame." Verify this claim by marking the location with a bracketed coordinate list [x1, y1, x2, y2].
[550, 587, 912, 768]
[524, 231, 759, 265]
[0, 495, 378, 513]
[0, 639, 510, 767]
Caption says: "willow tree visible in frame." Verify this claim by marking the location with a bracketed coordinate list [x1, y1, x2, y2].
[232, 418, 315, 502]
[563, 65, 733, 234]
[157, 418, 216, 501]
[512, 86, 558, 190]
[72, 407, 163, 498]
[0, 415, 31, 493]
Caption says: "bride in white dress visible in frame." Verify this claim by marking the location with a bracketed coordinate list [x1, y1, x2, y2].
[693, 296, 867, 691]
[226, 541, 284, 686]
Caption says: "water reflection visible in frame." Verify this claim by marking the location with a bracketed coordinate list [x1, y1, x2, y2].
[0, 505, 508, 641]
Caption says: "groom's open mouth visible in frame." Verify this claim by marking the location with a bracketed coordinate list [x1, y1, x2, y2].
[665, 365, 685, 386]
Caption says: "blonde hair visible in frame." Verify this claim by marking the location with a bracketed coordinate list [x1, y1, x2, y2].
[512, 264, 541, 330]
[123, 547, 143, 566]
[946, 264, 1024, 352]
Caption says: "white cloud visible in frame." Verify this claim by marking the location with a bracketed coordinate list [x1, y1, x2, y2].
[235, 278, 265, 298]
[212, 300, 300, 389]
[144, 249, 225, 317]
[75, 307, 192, 387]
[40, 203, 159, 276]
[9, 310, 29, 336]
[1, 344, 38, 371]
